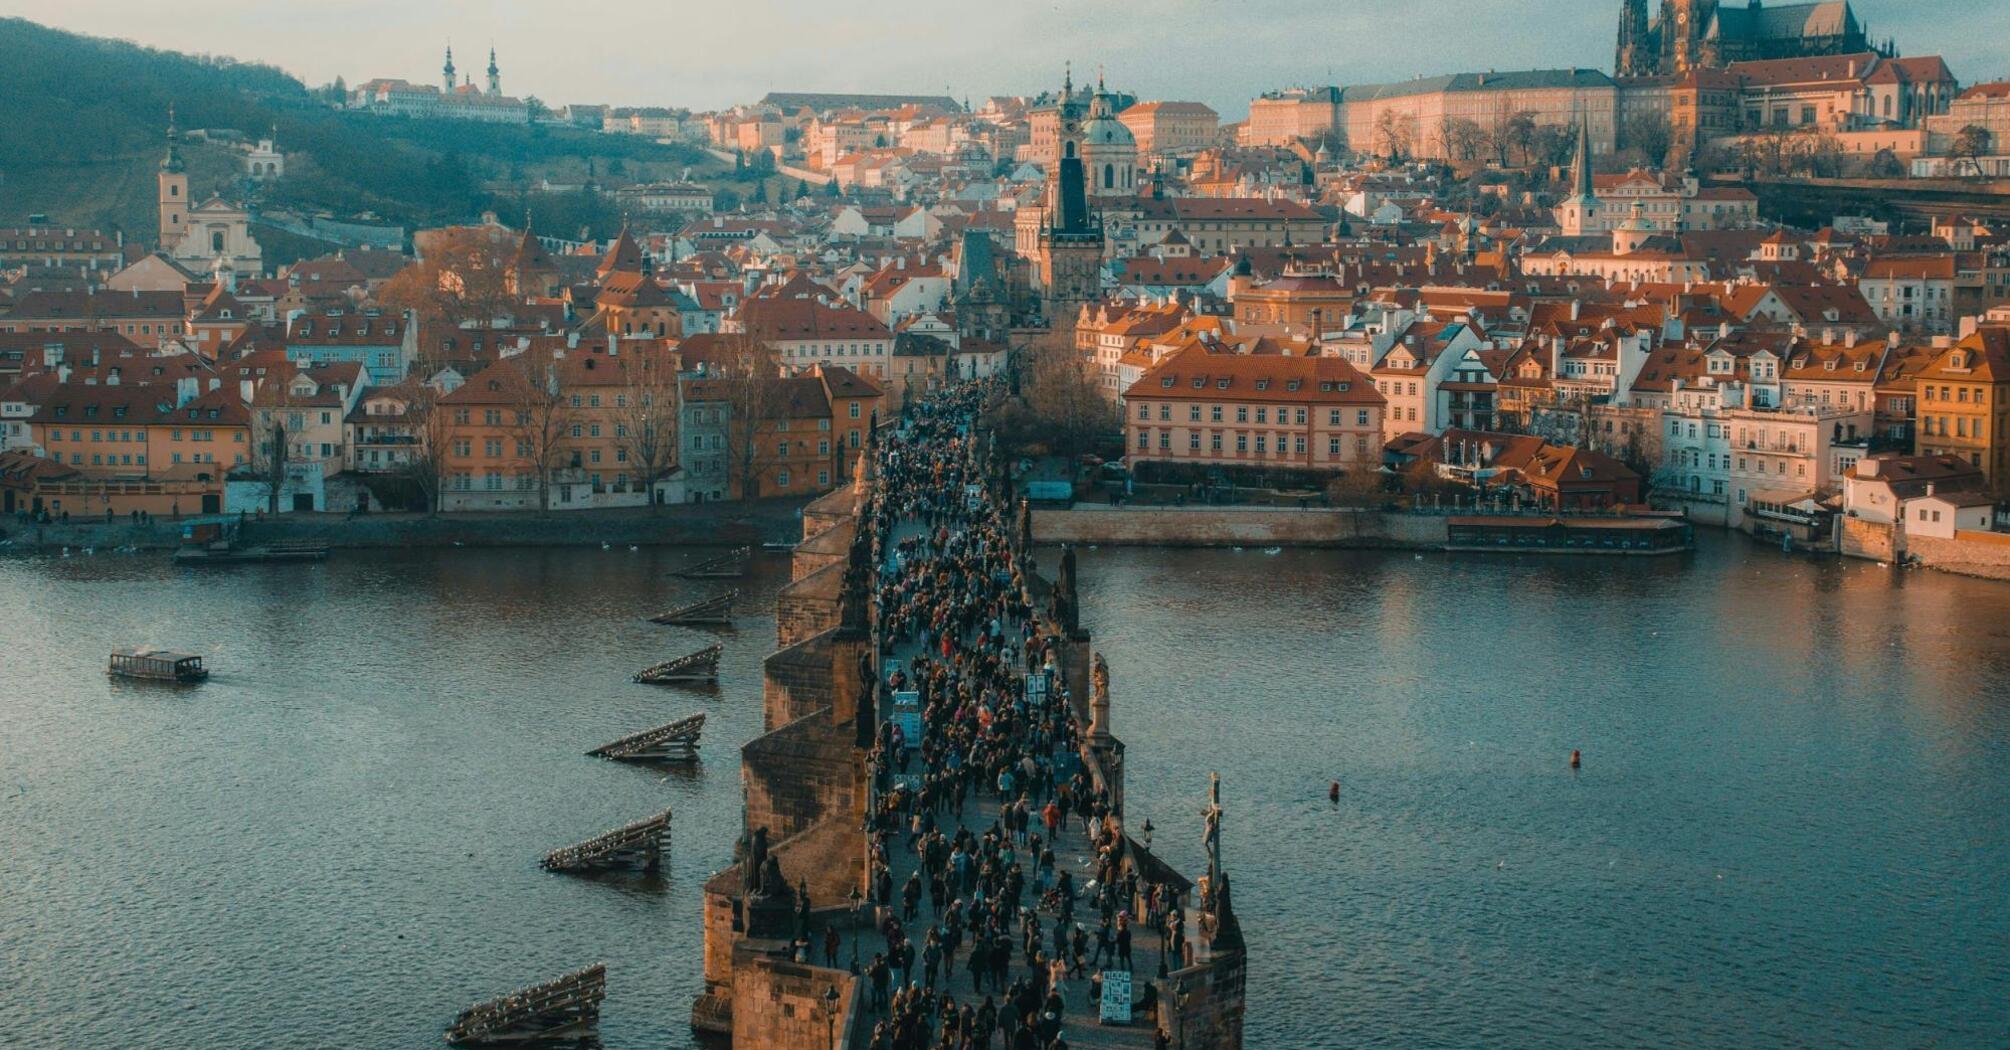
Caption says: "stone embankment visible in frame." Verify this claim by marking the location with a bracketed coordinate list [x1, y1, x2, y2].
[0, 499, 807, 552]
[1032, 506, 1449, 548]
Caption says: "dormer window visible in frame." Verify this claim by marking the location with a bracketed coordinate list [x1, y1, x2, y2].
[1191, 377, 1204, 389]
[1254, 379, 1270, 391]
[1824, 359, 1837, 371]
[1216, 379, 1231, 390]
[1161, 377, 1174, 388]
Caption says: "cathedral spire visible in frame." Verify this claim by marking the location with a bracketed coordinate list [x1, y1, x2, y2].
[487, 46, 500, 95]
[443, 44, 456, 92]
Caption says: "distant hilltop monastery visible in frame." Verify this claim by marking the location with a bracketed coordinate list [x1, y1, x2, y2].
[1616, 0, 1889, 77]
[349, 45, 530, 124]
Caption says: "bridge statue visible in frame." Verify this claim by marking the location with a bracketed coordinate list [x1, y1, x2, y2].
[744, 825, 771, 895]
[1054, 545, 1079, 633]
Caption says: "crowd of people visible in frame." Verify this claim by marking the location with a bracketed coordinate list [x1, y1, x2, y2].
[844, 384, 1183, 1050]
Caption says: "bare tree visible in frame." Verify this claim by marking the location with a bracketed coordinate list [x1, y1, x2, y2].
[993, 331, 1115, 459]
[1624, 113, 1673, 169]
[1374, 110, 1415, 163]
[1502, 111, 1538, 167]
[246, 371, 298, 515]
[718, 334, 789, 499]
[613, 347, 682, 511]
[1951, 125, 1993, 178]
[402, 383, 453, 514]
[504, 353, 574, 514]
[378, 227, 517, 331]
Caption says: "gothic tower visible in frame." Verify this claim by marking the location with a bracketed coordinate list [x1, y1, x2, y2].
[487, 47, 501, 95]
[1616, 0, 1653, 77]
[443, 45, 456, 92]
[158, 105, 189, 253]
[1035, 66, 1105, 324]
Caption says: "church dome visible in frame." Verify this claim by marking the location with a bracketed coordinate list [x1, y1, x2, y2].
[1081, 91, 1135, 148]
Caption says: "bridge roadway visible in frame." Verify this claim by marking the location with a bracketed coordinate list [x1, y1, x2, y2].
[861, 415, 1167, 1048]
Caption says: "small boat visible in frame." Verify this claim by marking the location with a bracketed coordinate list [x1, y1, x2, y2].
[634, 644, 722, 685]
[108, 647, 208, 683]
[675, 546, 750, 579]
[174, 541, 330, 565]
[648, 590, 736, 626]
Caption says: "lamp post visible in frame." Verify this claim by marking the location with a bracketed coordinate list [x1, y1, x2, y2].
[847, 885, 863, 975]
[823, 984, 840, 1050]
[1175, 987, 1189, 1050]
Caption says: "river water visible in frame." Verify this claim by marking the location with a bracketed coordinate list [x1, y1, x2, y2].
[1, 534, 2005, 1047]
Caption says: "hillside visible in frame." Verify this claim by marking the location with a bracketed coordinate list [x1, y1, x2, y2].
[0, 17, 721, 251]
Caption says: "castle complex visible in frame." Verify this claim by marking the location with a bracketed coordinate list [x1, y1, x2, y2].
[1616, 0, 1886, 77]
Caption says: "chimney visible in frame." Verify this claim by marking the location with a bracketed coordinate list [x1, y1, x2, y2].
[1887, 330, 1901, 349]
[1959, 315, 1979, 338]
[1569, 299, 1581, 322]
[238, 379, 255, 404]
[1844, 329, 1858, 347]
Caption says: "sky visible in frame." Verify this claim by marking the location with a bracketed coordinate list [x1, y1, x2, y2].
[9, 0, 2009, 119]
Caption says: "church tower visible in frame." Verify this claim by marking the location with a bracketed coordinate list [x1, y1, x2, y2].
[158, 105, 189, 253]
[487, 47, 501, 95]
[1557, 116, 1601, 237]
[1034, 65, 1105, 324]
[443, 45, 456, 92]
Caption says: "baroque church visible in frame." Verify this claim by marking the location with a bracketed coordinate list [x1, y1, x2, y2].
[157, 108, 263, 276]
[1615, 0, 1889, 77]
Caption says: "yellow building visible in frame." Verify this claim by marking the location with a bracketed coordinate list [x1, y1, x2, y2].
[27, 383, 248, 515]
[1913, 327, 2010, 489]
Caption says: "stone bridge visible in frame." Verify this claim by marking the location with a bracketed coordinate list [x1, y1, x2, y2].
[691, 397, 1248, 1048]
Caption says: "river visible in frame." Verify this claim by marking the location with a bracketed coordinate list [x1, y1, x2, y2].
[1, 533, 2005, 1047]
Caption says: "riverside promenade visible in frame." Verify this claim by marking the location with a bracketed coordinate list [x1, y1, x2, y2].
[691, 381, 1247, 1049]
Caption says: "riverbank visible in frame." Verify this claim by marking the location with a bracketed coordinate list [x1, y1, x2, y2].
[0, 497, 809, 552]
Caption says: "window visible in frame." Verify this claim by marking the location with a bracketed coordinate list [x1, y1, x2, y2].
[1137, 431, 1148, 450]
[849, 402, 861, 418]
[1138, 403, 1149, 420]
[1256, 408, 1268, 424]
[1189, 405, 1201, 422]
[1210, 432, 1222, 451]
[1210, 406, 1222, 422]
[1158, 431, 1170, 450]
[1356, 410, 1369, 426]
[1159, 404, 1171, 421]
[1189, 432, 1200, 450]
[777, 470, 791, 488]
[1236, 407, 1248, 423]
[1235, 434, 1247, 452]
